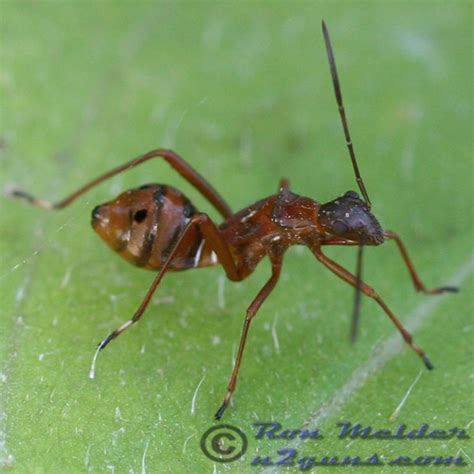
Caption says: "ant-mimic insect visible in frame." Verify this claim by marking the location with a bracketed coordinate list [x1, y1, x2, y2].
[9, 22, 457, 420]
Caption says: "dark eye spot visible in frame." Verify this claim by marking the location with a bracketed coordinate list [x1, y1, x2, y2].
[344, 191, 359, 200]
[134, 209, 148, 223]
[333, 220, 348, 234]
[139, 184, 153, 190]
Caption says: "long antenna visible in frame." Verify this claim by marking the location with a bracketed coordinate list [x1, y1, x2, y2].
[350, 243, 364, 343]
[321, 21, 371, 208]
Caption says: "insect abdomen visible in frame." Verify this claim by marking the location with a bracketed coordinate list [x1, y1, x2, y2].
[92, 183, 219, 271]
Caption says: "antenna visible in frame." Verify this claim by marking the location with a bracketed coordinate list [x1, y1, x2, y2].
[350, 243, 364, 343]
[321, 21, 371, 208]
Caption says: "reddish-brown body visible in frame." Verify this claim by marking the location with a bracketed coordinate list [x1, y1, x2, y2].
[220, 196, 286, 278]
[93, 179, 385, 283]
[10, 21, 457, 421]
[93, 182, 326, 280]
[220, 193, 320, 279]
[93, 184, 296, 276]
[94, 185, 326, 279]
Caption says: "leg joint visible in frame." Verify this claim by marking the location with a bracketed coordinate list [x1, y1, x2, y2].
[366, 287, 378, 299]
[245, 309, 255, 322]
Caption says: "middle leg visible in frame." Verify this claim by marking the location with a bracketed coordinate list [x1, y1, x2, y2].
[215, 255, 283, 419]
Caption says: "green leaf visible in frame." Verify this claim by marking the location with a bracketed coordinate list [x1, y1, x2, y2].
[1, 2, 472, 472]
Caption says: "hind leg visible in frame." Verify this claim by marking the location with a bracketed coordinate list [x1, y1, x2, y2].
[9, 148, 232, 218]
[89, 213, 241, 378]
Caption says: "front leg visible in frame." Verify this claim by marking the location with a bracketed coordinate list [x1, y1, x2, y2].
[311, 245, 434, 370]
[383, 231, 458, 294]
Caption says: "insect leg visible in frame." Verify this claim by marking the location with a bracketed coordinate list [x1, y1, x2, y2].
[215, 256, 283, 420]
[9, 148, 232, 218]
[384, 231, 459, 294]
[193, 216, 241, 281]
[311, 245, 434, 370]
[89, 213, 240, 379]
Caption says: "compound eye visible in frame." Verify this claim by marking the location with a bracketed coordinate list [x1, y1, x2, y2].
[344, 191, 359, 200]
[333, 220, 348, 234]
[133, 209, 148, 223]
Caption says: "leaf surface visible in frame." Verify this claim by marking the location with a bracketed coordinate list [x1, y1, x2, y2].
[1, 3, 472, 472]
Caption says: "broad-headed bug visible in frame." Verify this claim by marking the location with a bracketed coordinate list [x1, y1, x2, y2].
[10, 22, 458, 419]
